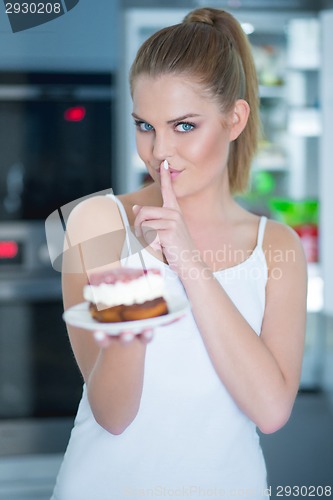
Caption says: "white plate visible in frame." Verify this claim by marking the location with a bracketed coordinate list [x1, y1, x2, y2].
[63, 294, 190, 335]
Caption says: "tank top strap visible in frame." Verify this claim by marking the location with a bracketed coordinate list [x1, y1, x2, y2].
[256, 216, 268, 249]
[106, 193, 132, 255]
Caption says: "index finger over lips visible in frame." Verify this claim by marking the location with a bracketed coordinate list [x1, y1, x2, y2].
[161, 160, 180, 211]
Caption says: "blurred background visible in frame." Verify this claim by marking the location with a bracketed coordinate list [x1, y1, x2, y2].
[0, 0, 332, 498]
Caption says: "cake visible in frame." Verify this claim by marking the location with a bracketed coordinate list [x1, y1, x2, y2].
[83, 268, 168, 322]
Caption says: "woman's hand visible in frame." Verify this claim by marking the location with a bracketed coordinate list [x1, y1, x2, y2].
[133, 160, 197, 275]
[93, 328, 154, 348]
[93, 315, 183, 347]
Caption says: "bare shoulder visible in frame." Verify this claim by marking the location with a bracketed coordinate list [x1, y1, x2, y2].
[263, 218, 306, 254]
[263, 219, 308, 281]
[264, 218, 302, 247]
[65, 194, 124, 244]
[62, 194, 128, 278]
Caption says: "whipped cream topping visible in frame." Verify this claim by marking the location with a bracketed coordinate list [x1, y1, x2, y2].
[84, 273, 165, 307]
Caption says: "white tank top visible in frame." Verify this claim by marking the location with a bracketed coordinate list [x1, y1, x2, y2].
[52, 195, 269, 500]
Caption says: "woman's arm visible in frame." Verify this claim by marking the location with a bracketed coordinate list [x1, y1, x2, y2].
[62, 196, 147, 434]
[179, 221, 307, 434]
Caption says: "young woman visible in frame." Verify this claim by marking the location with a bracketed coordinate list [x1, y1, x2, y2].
[52, 7, 307, 499]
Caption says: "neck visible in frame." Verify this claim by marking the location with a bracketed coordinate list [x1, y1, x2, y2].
[178, 184, 237, 227]
[147, 176, 238, 227]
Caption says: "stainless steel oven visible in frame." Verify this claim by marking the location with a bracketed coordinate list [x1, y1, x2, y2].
[0, 71, 114, 221]
[0, 221, 83, 455]
[0, 222, 83, 418]
[0, 71, 115, 454]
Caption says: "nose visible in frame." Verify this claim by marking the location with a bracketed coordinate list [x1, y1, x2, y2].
[152, 131, 174, 162]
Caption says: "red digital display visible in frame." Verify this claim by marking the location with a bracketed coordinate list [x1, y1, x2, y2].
[64, 106, 86, 122]
[0, 241, 19, 259]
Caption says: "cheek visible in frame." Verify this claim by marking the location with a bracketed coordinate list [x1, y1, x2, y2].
[136, 133, 150, 162]
[187, 129, 229, 167]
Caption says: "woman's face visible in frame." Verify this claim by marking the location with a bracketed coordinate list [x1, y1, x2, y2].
[132, 74, 235, 199]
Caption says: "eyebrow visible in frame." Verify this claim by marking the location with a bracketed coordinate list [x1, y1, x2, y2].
[132, 113, 202, 124]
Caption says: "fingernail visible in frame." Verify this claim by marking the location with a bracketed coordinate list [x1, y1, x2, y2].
[132, 204, 139, 212]
[143, 330, 154, 341]
[121, 332, 134, 343]
[163, 159, 169, 170]
[94, 331, 106, 342]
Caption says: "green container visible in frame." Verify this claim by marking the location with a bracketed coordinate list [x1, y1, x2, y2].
[268, 198, 319, 227]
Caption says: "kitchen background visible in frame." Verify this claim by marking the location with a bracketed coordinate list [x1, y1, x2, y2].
[0, 0, 332, 498]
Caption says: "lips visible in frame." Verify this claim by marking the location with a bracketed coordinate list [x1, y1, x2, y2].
[155, 166, 183, 175]
[169, 167, 182, 174]
[170, 169, 183, 180]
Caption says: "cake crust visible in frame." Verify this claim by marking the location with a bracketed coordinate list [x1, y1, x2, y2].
[89, 297, 168, 323]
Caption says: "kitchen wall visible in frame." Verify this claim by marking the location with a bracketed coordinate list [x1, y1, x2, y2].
[0, 0, 120, 71]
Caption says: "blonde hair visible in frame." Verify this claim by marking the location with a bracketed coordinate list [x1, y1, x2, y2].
[130, 7, 260, 193]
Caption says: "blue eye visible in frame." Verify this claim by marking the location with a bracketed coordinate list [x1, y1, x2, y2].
[134, 120, 154, 132]
[176, 122, 195, 133]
